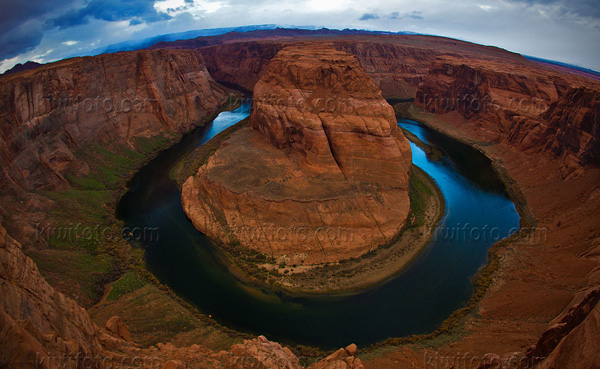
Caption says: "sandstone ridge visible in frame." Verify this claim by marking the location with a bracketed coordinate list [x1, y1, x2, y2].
[182, 44, 412, 265]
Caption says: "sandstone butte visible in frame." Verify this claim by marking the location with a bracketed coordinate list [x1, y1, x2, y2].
[181, 44, 412, 265]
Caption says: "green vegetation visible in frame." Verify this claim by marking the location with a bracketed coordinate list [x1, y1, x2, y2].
[406, 166, 435, 228]
[29, 135, 175, 306]
[21, 95, 251, 349]
[106, 271, 148, 301]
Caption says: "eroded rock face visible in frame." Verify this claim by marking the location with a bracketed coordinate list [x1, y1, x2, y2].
[250, 44, 411, 187]
[0, 224, 103, 368]
[508, 87, 600, 169]
[415, 56, 568, 132]
[182, 44, 411, 264]
[524, 287, 600, 369]
[0, 49, 228, 192]
[414, 55, 600, 173]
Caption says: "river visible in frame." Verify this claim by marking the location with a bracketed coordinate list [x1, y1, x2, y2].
[117, 100, 520, 348]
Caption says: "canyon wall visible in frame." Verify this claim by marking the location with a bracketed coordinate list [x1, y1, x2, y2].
[154, 30, 530, 101]
[414, 55, 600, 173]
[0, 49, 228, 192]
[200, 41, 284, 92]
[182, 44, 412, 265]
[508, 86, 600, 169]
[0, 223, 103, 368]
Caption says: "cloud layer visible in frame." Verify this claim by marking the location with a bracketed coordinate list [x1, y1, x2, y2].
[1, 0, 599, 73]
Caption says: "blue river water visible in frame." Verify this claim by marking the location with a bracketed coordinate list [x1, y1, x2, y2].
[117, 101, 520, 349]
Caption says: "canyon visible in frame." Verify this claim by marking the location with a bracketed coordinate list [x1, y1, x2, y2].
[1, 28, 599, 368]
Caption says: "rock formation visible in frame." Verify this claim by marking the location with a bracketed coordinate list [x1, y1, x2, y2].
[0, 49, 228, 192]
[182, 44, 412, 264]
[0, 224, 103, 368]
[310, 344, 364, 369]
[156, 29, 531, 100]
[414, 55, 600, 174]
[508, 86, 600, 169]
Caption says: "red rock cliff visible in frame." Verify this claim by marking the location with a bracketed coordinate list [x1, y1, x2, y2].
[155, 30, 529, 100]
[414, 55, 600, 172]
[0, 49, 228, 192]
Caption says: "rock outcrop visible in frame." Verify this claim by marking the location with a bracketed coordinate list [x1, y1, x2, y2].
[309, 344, 364, 369]
[0, 49, 228, 192]
[524, 286, 600, 369]
[105, 316, 132, 342]
[182, 44, 411, 265]
[0, 224, 103, 368]
[414, 55, 600, 173]
[508, 86, 600, 169]
[228, 335, 301, 369]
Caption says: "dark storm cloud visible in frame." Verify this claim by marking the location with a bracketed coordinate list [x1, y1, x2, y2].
[359, 13, 379, 21]
[0, 0, 171, 63]
[47, 0, 171, 29]
[0, 0, 77, 59]
[0, 0, 75, 34]
[0, 22, 44, 60]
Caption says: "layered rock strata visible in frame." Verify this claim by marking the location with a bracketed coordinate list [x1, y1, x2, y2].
[182, 44, 412, 264]
[414, 55, 600, 173]
[0, 49, 228, 192]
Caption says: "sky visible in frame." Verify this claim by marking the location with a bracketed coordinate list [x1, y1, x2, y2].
[1, 0, 599, 73]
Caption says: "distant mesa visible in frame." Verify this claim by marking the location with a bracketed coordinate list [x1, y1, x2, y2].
[1, 61, 42, 76]
[181, 43, 412, 265]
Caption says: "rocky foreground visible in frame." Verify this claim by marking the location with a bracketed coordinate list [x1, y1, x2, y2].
[0, 222, 365, 368]
[182, 44, 412, 265]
